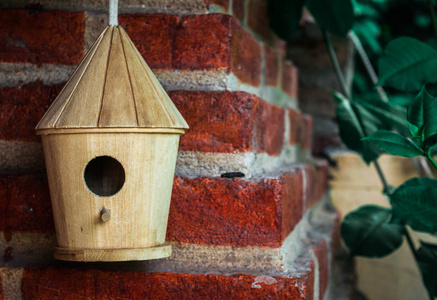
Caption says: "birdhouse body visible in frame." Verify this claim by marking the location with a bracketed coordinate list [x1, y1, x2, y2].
[36, 26, 188, 262]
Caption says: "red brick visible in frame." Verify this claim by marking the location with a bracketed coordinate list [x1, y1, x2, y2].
[282, 60, 299, 98]
[0, 82, 63, 142]
[119, 14, 261, 85]
[302, 114, 313, 150]
[170, 91, 256, 153]
[0, 174, 53, 234]
[264, 45, 280, 87]
[256, 101, 285, 156]
[247, 0, 272, 41]
[289, 109, 304, 145]
[280, 170, 304, 242]
[22, 267, 314, 299]
[304, 160, 329, 210]
[119, 14, 180, 69]
[208, 0, 230, 11]
[173, 14, 232, 70]
[168, 170, 304, 247]
[1, 167, 308, 248]
[233, 0, 246, 21]
[231, 20, 262, 86]
[314, 240, 329, 300]
[170, 91, 284, 154]
[0, 10, 84, 65]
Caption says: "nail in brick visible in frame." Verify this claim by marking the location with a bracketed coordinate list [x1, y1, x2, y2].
[0, 10, 84, 65]
[168, 169, 305, 247]
[22, 266, 315, 299]
[119, 14, 179, 69]
[0, 83, 63, 142]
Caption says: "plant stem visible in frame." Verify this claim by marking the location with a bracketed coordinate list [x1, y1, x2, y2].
[405, 229, 433, 300]
[348, 32, 389, 103]
[426, 152, 437, 170]
[428, 0, 437, 40]
[323, 31, 351, 99]
[348, 32, 435, 179]
[323, 30, 390, 194]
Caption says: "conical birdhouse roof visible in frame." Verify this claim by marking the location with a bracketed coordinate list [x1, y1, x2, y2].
[36, 26, 188, 134]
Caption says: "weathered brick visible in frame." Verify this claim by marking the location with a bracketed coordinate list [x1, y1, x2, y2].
[1, 165, 312, 248]
[119, 14, 180, 69]
[232, 0, 245, 21]
[0, 83, 63, 142]
[304, 160, 329, 210]
[0, 174, 53, 235]
[0, 10, 84, 65]
[247, 0, 271, 40]
[173, 14, 232, 70]
[255, 100, 285, 156]
[22, 267, 314, 299]
[120, 14, 261, 85]
[168, 170, 304, 247]
[170, 91, 255, 153]
[170, 91, 284, 155]
[264, 45, 280, 87]
[314, 240, 329, 300]
[231, 20, 262, 86]
[289, 109, 304, 146]
[282, 60, 299, 98]
[302, 114, 313, 150]
[280, 170, 304, 242]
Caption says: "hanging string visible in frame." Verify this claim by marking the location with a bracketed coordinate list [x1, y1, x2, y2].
[109, 0, 119, 26]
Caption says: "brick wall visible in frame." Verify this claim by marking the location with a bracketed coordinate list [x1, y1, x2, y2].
[0, 1, 352, 299]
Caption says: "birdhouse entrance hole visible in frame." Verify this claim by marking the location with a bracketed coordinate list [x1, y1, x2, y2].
[84, 156, 125, 197]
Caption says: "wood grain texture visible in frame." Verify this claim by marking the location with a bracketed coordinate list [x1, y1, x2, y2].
[41, 133, 180, 251]
[54, 245, 172, 262]
[36, 26, 188, 131]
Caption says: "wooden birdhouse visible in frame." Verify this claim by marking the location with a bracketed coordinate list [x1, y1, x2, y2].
[35, 25, 189, 262]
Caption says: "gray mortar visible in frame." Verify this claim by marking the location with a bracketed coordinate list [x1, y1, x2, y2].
[0, 64, 75, 88]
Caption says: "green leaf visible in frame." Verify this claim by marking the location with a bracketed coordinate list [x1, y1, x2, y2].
[408, 86, 437, 128]
[390, 177, 437, 234]
[268, 0, 305, 41]
[416, 241, 437, 298]
[354, 97, 409, 136]
[378, 37, 437, 91]
[306, 0, 354, 36]
[363, 130, 423, 157]
[407, 87, 437, 149]
[407, 120, 420, 137]
[335, 93, 381, 164]
[341, 205, 404, 257]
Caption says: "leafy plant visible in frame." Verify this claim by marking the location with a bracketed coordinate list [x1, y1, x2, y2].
[269, 0, 437, 298]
